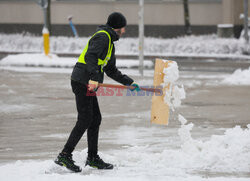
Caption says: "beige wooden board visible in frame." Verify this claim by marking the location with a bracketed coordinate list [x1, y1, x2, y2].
[150, 58, 171, 125]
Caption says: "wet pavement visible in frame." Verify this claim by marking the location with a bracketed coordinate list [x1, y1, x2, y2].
[0, 59, 250, 173]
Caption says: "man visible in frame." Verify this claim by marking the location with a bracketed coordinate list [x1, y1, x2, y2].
[55, 12, 140, 172]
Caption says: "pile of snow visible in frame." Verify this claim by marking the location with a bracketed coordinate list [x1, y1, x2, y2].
[0, 54, 76, 68]
[0, 33, 249, 56]
[162, 61, 186, 110]
[222, 67, 250, 85]
[178, 114, 250, 173]
[0, 33, 85, 54]
[119, 35, 249, 56]
[0, 53, 153, 69]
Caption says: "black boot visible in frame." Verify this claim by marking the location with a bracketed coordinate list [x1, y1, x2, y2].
[85, 155, 113, 169]
[55, 152, 82, 172]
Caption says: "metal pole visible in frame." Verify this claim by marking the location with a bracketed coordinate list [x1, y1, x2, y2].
[244, 0, 249, 43]
[43, 8, 47, 29]
[139, 0, 144, 76]
[46, 0, 51, 33]
[41, 0, 48, 29]
[183, 0, 192, 35]
[68, 16, 79, 37]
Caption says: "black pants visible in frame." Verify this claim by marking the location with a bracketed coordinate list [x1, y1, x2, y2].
[62, 80, 102, 156]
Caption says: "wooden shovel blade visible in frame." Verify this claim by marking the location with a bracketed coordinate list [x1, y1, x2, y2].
[151, 59, 172, 125]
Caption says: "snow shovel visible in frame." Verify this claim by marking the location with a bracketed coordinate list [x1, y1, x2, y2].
[99, 58, 171, 125]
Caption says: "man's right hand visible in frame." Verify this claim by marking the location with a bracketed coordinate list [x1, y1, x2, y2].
[88, 80, 99, 91]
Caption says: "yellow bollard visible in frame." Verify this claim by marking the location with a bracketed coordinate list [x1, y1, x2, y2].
[42, 27, 50, 55]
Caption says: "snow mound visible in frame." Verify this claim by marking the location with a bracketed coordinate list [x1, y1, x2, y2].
[0, 33, 249, 56]
[0, 53, 76, 68]
[177, 114, 250, 172]
[0, 53, 153, 69]
[222, 67, 250, 85]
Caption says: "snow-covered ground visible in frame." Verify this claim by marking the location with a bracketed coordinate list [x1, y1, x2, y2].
[1, 123, 249, 181]
[0, 33, 250, 59]
[0, 53, 153, 69]
[1, 53, 249, 86]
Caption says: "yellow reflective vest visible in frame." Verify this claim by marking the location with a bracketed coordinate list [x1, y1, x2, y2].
[78, 30, 113, 72]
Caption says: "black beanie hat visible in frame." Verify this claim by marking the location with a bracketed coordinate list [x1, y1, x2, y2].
[107, 12, 127, 29]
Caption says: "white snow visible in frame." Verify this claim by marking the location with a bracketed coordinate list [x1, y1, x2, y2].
[163, 61, 180, 83]
[0, 53, 153, 69]
[177, 115, 250, 173]
[41, 134, 69, 139]
[0, 66, 74, 74]
[222, 67, 250, 85]
[0, 101, 38, 113]
[42, 27, 49, 34]
[162, 61, 186, 110]
[0, 119, 250, 181]
[0, 33, 250, 57]
[0, 54, 76, 68]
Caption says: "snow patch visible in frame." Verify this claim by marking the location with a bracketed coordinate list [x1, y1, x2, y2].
[0, 53, 76, 68]
[41, 134, 69, 139]
[163, 61, 186, 110]
[0, 53, 153, 69]
[0, 103, 38, 113]
[222, 67, 250, 85]
[177, 114, 250, 172]
[0, 33, 250, 56]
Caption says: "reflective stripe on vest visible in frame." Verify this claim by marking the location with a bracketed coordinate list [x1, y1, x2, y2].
[78, 30, 113, 72]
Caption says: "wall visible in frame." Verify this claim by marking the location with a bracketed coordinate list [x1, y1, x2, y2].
[0, 1, 222, 25]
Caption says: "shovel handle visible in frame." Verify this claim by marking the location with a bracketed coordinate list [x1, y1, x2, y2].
[99, 83, 162, 94]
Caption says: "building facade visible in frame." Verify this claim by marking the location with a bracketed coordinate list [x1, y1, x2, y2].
[0, 0, 249, 38]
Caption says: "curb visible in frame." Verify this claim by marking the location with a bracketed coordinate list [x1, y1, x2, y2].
[1, 51, 250, 62]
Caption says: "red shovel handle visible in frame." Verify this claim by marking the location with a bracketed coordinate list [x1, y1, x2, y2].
[99, 83, 162, 94]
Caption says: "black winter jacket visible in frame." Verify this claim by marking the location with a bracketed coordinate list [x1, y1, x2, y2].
[71, 25, 134, 86]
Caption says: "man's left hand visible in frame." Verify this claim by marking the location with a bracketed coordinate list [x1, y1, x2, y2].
[130, 82, 141, 92]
